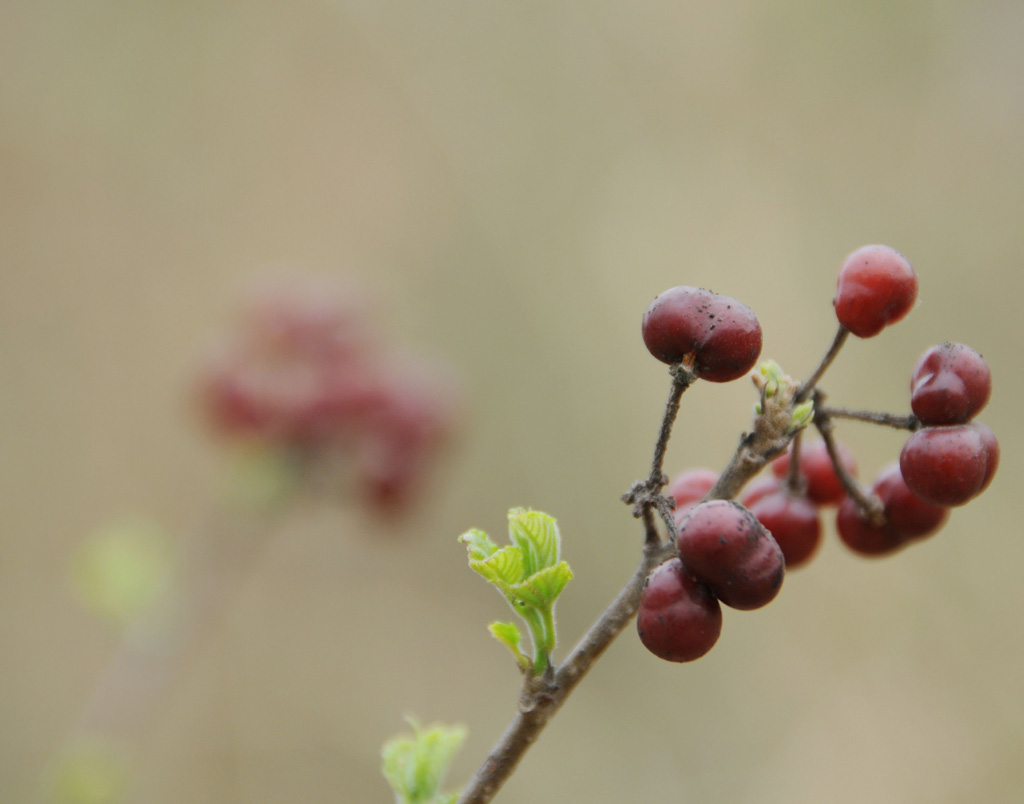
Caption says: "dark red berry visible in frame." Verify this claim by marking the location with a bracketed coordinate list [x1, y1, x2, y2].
[873, 463, 950, 539]
[972, 421, 999, 492]
[744, 479, 822, 569]
[770, 438, 857, 506]
[737, 474, 783, 508]
[642, 287, 762, 382]
[899, 424, 989, 506]
[836, 463, 948, 556]
[910, 341, 992, 425]
[637, 558, 722, 662]
[833, 245, 918, 338]
[667, 468, 718, 508]
[676, 500, 784, 610]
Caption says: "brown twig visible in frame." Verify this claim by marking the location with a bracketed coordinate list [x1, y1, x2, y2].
[794, 325, 849, 404]
[813, 405, 884, 525]
[816, 406, 920, 431]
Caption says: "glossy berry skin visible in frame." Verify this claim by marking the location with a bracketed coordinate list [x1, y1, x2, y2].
[743, 479, 822, 569]
[833, 245, 918, 338]
[770, 438, 857, 506]
[637, 558, 722, 663]
[642, 287, 762, 382]
[676, 500, 784, 610]
[973, 421, 999, 492]
[910, 342, 992, 425]
[836, 463, 948, 556]
[899, 424, 990, 506]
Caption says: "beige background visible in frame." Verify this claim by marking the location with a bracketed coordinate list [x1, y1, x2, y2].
[2, 2, 1022, 802]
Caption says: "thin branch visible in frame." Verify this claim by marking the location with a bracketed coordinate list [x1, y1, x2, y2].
[817, 406, 920, 431]
[706, 380, 802, 502]
[814, 406, 884, 525]
[649, 364, 696, 483]
[622, 363, 697, 546]
[784, 428, 805, 495]
[795, 325, 849, 404]
[455, 538, 675, 804]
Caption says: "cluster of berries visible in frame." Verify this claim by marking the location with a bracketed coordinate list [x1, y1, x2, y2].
[196, 278, 460, 512]
[634, 245, 998, 662]
[838, 341, 997, 554]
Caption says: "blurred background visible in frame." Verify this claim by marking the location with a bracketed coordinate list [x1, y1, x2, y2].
[2, 2, 1022, 802]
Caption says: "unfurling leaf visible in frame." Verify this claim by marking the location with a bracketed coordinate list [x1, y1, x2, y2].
[510, 562, 573, 609]
[469, 545, 525, 592]
[459, 509, 573, 675]
[507, 508, 560, 575]
[488, 622, 528, 669]
[457, 529, 499, 562]
[381, 719, 467, 804]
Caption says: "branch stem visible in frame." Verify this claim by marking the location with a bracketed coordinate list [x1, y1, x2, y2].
[456, 539, 674, 804]
[795, 325, 848, 404]
[816, 406, 920, 431]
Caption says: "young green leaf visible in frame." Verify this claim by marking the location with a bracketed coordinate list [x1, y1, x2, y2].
[507, 508, 560, 575]
[457, 529, 499, 562]
[459, 509, 573, 675]
[468, 545, 525, 593]
[381, 719, 467, 804]
[509, 562, 574, 610]
[488, 622, 529, 669]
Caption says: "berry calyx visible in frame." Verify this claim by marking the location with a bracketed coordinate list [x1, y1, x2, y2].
[676, 500, 784, 610]
[899, 423, 991, 506]
[642, 287, 762, 382]
[636, 558, 722, 662]
[833, 245, 918, 338]
[910, 341, 992, 425]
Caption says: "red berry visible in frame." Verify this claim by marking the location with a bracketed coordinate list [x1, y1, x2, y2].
[637, 558, 722, 662]
[899, 424, 989, 506]
[910, 342, 992, 425]
[667, 468, 718, 508]
[833, 245, 918, 338]
[770, 438, 857, 506]
[972, 421, 999, 492]
[642, 287, 762, 382]
[836, 498, 903, 556]
[737, 474, 782, 508]
[676, 500, 784, 610]
[836, 463, 948, 556]
[744, 479, 822, 569]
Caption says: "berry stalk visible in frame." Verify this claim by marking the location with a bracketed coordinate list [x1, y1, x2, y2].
[794, 324, 849, 404]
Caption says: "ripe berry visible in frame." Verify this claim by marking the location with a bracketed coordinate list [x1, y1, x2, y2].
[973, 421, 999, 493]
[637, 558, 722, 662]
[742, 478, 822, 569]
[833, 245, 918, 338]
[910, 342, 992, 425]
[770, 438, 857, 506]
[836, 463, 948, 556]
[667, 468, 718, 508]
[676, 500, 784, 610]
[642, 287, 762, 382]
[899, 424, 990, 506]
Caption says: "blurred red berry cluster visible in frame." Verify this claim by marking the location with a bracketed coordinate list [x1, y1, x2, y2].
[196, 278, 462, 514]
